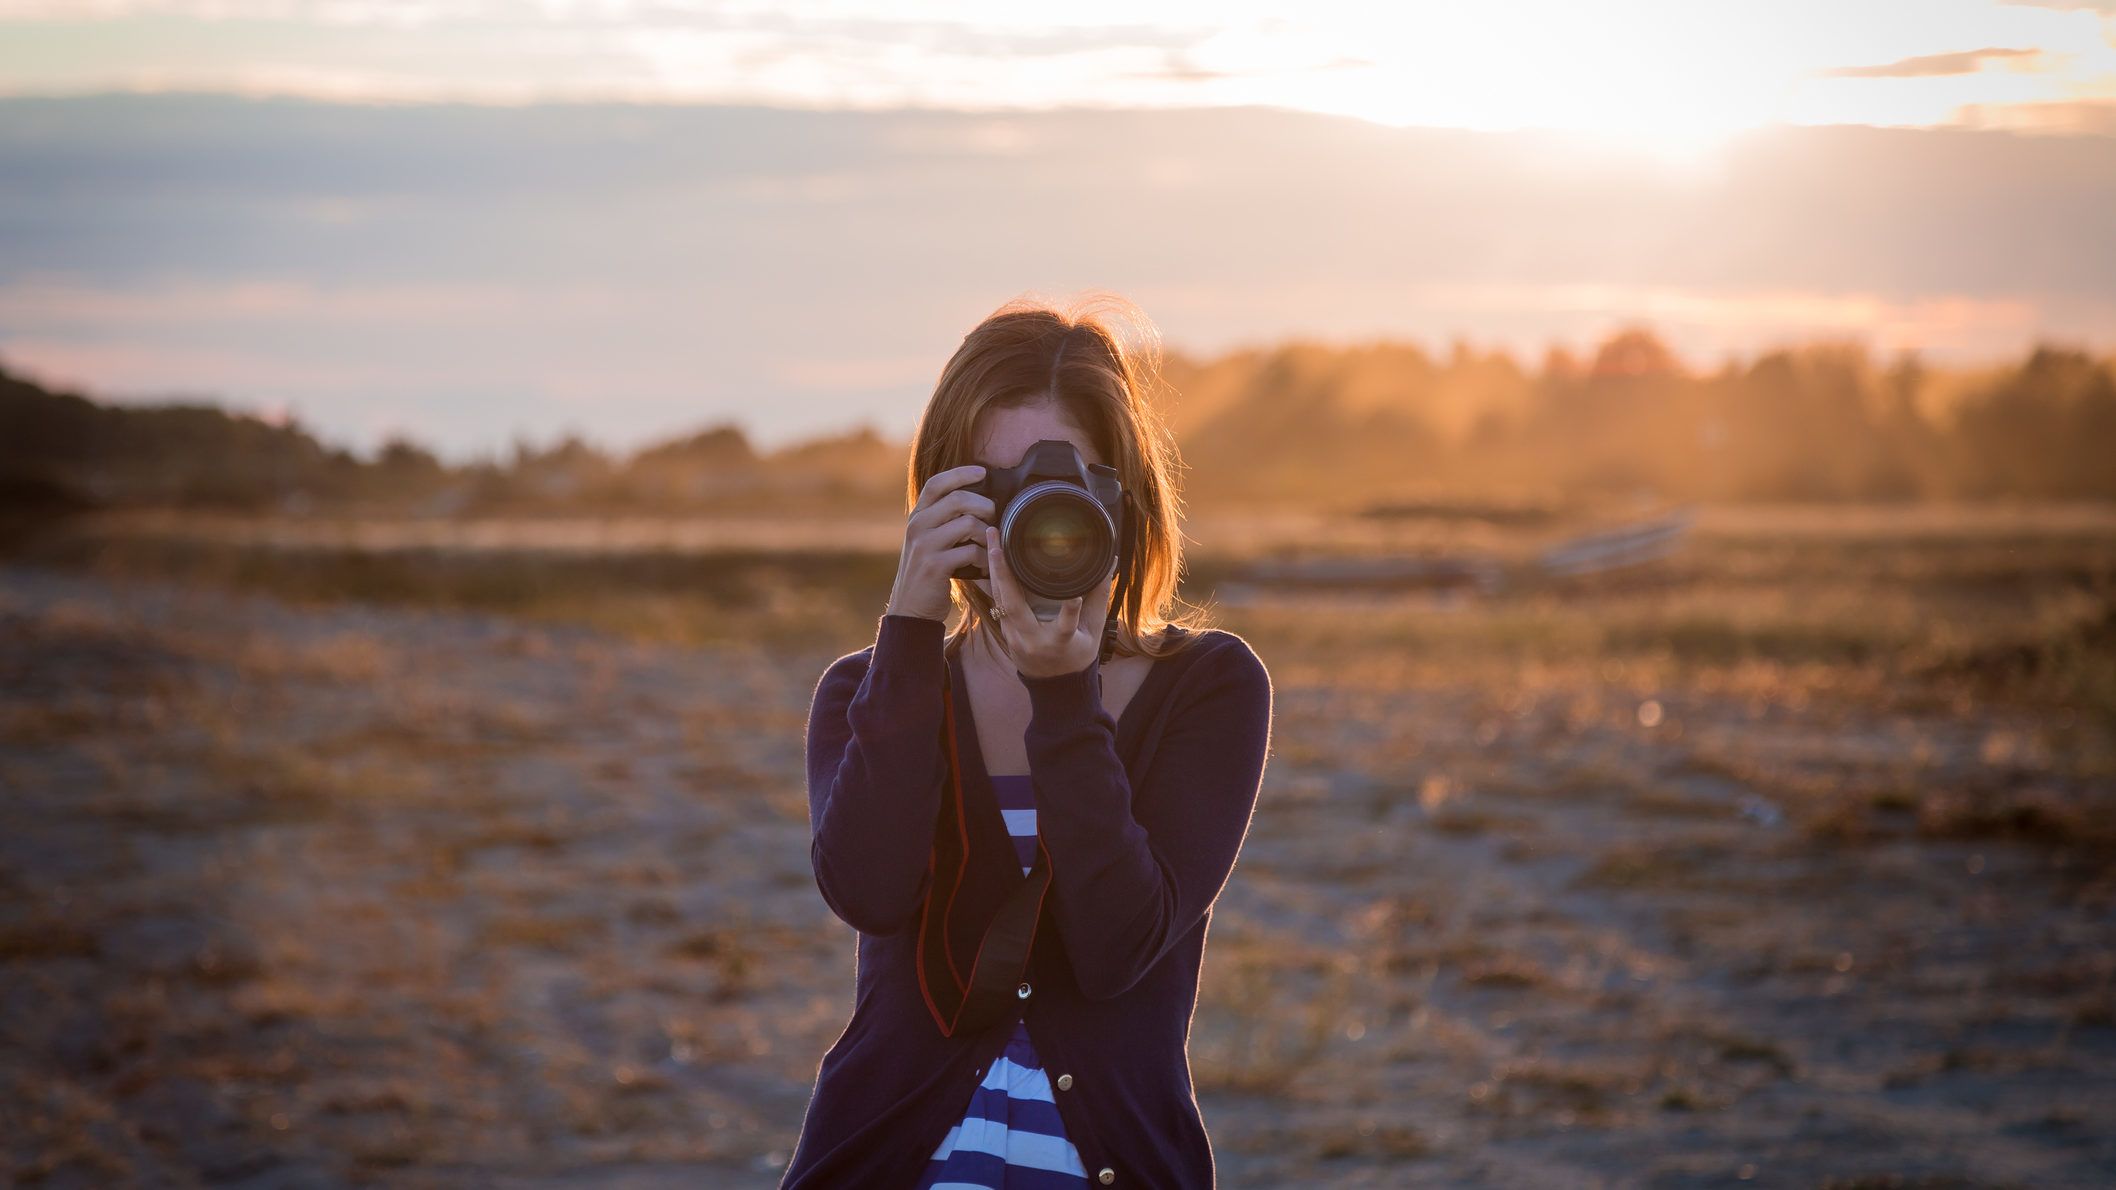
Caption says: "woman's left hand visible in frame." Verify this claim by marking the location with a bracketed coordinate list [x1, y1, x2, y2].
[986, 525, 1113, 679]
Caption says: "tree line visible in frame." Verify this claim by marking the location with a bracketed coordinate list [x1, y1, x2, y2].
[3, 328, 2111, 517]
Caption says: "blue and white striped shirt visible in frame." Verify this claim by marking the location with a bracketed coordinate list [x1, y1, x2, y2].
[914, 773, 1090, 1190]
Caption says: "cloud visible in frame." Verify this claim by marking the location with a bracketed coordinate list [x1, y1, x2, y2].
[4, 97, 2114, 457]
[1115, 50, 1232, 85]
[2002, 1, 2116, 13]
[1115, 47, 1376, 85]
[1954, 97, 2116, 132]
[1820, 47, 2043, 78]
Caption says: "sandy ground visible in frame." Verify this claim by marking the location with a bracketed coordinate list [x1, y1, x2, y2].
[2, 562, 2111, 1188]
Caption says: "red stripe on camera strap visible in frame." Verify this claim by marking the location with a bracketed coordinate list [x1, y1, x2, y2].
[916, 666, 1053, 1039]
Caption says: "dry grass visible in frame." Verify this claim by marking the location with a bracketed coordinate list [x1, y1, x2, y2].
[1190, 939, 1358, 1096]
[4, 504, 2114, 1185]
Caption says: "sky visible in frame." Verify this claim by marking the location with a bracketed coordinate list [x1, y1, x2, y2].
[0, 1, 2113, 459]
[5, 0, 2115, 139]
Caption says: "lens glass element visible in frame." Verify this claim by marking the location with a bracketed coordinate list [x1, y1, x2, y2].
[1005, 485, 1115, 600]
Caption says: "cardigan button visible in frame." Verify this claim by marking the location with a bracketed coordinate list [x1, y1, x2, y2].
[1097, 1168, 1115, 1185]
[1055, 1073, 1073, 1091]
[1016, 982, 1032, 1000]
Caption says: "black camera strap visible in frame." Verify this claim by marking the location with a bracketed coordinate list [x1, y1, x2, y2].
[1098, 490, 1141, 666]
[916, 665, 1053, 1039]
[917, 488, 1137, 1037]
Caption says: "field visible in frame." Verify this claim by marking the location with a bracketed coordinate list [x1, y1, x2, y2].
[3, 504, 2113, 1187]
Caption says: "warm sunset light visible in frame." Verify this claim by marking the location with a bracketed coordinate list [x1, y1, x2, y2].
[2, 0, 2113, 142]
[1, 1, 2113, 455]
[4, 4, 2115, 1187]
[1292, 1, 2116, 142]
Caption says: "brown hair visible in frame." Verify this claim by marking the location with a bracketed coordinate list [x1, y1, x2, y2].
[908, 291, 1212, 661]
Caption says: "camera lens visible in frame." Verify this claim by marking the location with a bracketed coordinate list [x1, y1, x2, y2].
[1024, 502, 1094, 566]
[1002, 483, 1116, 600]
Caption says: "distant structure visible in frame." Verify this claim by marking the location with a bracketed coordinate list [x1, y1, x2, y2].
[1224, 505, 1695, 599]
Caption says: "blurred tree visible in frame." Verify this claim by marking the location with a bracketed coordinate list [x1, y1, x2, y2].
[4, 335, 2108, 516]
[1953, 346, 2116, 500]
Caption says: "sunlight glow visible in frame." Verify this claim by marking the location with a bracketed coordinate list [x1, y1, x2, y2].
[1173, 0, 2116, 150]
[0, 0, 2111, 143]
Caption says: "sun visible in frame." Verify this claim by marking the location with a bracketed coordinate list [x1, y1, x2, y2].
[1160, 0, 2112, 159]
[1175, 2, 1802, 161]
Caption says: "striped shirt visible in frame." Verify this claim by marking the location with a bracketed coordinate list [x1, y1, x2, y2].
[915, 773, 1090, 1190]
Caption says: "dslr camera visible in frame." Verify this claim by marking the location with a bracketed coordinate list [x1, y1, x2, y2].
[952, 439, 1127, 615]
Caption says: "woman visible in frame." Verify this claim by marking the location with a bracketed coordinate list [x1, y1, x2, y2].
[780, 293, 1273, 1189]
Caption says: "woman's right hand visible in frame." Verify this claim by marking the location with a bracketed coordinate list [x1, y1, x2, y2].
[883, 464, 995, 622]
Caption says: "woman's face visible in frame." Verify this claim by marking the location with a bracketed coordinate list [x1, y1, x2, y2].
[967, 399, 1108, 609]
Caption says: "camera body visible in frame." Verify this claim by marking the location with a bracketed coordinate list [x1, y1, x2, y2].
[952, 439, 1125, 604]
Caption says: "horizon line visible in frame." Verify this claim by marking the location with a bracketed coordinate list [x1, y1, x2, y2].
[4, 85, 2113, 141]
[9, 327, 2114, 469]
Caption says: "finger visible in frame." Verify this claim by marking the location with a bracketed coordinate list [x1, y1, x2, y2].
[936, 541, 985, 569]
[948, 487, 999, 524]
[916, 464, 987, 511]
[911, 486, 995, 531]
[986, 526, 1026, 612]
[1055, 594, 1083, 638]
[923, 512, 986, 551]
[1084, 573, 1114, 627]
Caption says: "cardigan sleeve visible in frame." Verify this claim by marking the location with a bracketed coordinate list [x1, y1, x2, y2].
[1018, 634, 1273, 1000]
[804, 612, 949, 936]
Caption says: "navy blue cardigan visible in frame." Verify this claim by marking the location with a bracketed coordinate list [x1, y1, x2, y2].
[780, 612, 1273, 1189]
